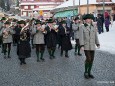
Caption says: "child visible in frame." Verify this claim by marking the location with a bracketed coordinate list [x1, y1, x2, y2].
[105, 18, 111, 32]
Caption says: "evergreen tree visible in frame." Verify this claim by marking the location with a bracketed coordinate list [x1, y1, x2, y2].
[0, 0, 5, 10]
[16, 0, 19, 7]
[6, 0, 10, 11]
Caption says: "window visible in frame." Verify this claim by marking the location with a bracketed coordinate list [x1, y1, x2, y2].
[31, 6, 34, 9]
[22, 12, 27, 16]
[24, 6, 28, 9]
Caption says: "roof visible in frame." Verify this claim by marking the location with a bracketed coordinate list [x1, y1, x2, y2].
[55, 0, 115, 9]
[19, 2, 61, 5]
[33, 8, 53, 11]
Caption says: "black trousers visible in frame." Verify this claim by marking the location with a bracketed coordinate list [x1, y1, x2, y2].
[3, 43, 11, 55]
[84, 50, 95, 63]
[105, 26, 109, 32]
[36, 44, 45, 52]
[0, 36, 2, 46]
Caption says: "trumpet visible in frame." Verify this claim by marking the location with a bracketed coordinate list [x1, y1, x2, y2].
[36, 25, 47, 34]
[41, 25, 47, 34]
[3, 28, 10, 39]
[52, 24, 58, 32]
[3, 24, 13, 39]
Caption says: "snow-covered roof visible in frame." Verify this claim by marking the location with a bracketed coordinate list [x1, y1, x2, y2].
[33, 7, 53, 11]
[20, 2, 60, 5]
[55, 0, 115, 9]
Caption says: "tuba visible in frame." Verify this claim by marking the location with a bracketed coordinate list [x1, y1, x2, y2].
[20, 23, 30, 41]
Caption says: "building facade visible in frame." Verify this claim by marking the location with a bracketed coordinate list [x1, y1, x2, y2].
[80, 0, 115, 15]
[19, 0, 64, 19]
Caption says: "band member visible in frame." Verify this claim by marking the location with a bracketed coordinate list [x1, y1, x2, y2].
[79, 14, 100, 79]
[0, 17, 6, 51]
[12, 19, 18, 46]
[13, 21, 22, 45]
[30, 19, 36, 49]
[72, 17, 82, 56]
[31, 20, 45, 62]
[17, 20, 31, 65]
[0, 21, 15, 58]
[45, 19, 58, 59]
[58, 20, 72, 58]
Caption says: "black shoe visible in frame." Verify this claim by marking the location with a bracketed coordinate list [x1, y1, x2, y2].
[4, 55, 7, 59]
[8, 56, 11, 58]
[60, 52, 63, 57]
[13, 44, 16, 46]
[49, 56, 53, 59]
[89, 74, 95, 79]
[52, 55, 55, 59]
[78, 53, 82, 56]
[60, 54, 63, 57]
[37, 59, 40, 62]
[20, 62, 23, 65]
[65, 55, 69, 58]
[84, 73, 90, 79]
[74, 52, 77, 55]
[1, 50, 4, 53]
[23, 62, 26, 64]
[32, 46, 34, 49]
[40, 58, 45, 61]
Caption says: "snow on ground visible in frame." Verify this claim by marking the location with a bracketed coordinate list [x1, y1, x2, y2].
[71, 21, 115, 54]
[98, 21, 115, 54]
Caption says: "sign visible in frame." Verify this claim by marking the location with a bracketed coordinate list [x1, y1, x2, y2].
[39, 10, 43, 16]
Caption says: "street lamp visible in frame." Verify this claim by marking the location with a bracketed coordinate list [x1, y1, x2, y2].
[79, 0, 80, 14]
[87, 0, 89, 14]
[103, 0, 105, 19]
[73, 0, 75, 16]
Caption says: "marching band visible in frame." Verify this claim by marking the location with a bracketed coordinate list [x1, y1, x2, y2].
[0, 14, 100, 79]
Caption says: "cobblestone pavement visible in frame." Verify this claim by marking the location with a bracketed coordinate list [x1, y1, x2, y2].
[0, 45, 115, 86]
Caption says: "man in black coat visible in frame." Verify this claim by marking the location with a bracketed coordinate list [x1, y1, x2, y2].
[58, 20, 72, 58]
[45, 19, 58, 59]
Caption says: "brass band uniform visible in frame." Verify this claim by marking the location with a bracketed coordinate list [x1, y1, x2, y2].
[17, 20, 31, 65]
[79, 14, 100, 79]
[45, 19, 58, 59]
[72, 17, 82, 56]
[0, 17, 6, 52]
[58, 20, 72, 58]
[0, 21, 15, 58]
[31, 20, 45, 62]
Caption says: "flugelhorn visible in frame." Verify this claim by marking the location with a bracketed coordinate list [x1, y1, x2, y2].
[2, 23, 13, 39]
[41, 25, 47, 34]
[20, 22, 30, 33]
[53, 24, 58, 32]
